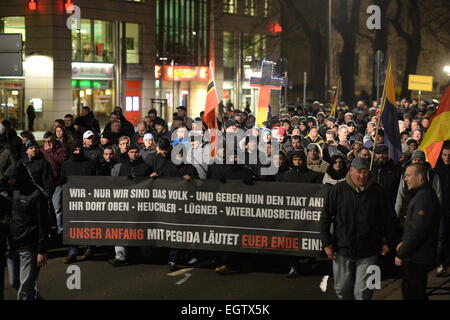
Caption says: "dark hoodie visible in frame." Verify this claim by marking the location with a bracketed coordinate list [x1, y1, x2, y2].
[60, 140, 96, 184]
[325, 155, 348, 181]
[82, 111, 101, 134]
[283, 150, 323, 183]
[372, 159, 402, 205]
[118, 156, 151, 178]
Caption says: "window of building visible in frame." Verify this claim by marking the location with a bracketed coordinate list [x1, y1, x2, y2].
[243, 34, 267, 63]
[223, 0, 237, 15]
[245, 0, 256, 16]
[72, 19, 114, 63]
[94, 20, 114, 63]
[223, 32, 234, 69]
[0, 17, 26, 41]
[264, 0, 271, 18]
[125, 23, 141, 63]
[156, 0, 209, 66]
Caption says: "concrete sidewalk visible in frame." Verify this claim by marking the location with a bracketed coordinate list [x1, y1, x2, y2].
[374, 272, 450, 300]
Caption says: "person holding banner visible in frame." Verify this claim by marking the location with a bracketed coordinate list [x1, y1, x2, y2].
[109, 145, 152, 267]
[320, 157, 399, 300]
[61, 140, 97, 264]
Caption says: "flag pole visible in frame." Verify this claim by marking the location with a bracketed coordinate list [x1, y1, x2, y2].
[370, 57, 390, 171]
[335, 78, 341, 117]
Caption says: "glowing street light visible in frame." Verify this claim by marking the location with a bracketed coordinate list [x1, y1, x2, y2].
[444, 66, 450, 76]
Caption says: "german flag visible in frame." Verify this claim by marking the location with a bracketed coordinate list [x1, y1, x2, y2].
[419, 86, 450, 167]
[204, 62, 219, 157]
[204, 62, 218, 130]
[380, 57, 402, 163]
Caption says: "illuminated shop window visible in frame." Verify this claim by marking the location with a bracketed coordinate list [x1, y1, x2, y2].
[72, 19, 114, 63]
[0, 17, 26, 41]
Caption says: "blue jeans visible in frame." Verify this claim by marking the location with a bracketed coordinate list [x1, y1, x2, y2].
[333, 254, 378, 300]
[52, 186, 63, 234]
[16, 250, 40, 300]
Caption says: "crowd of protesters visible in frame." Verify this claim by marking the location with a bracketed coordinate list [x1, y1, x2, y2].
[0, 97, 449, 300]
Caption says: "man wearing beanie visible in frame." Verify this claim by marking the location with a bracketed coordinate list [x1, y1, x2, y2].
[140, 133, 157, 161]
[395, 149, 442, 226]
[18, 140, 54, 197]
[320, 157, 400, 300]
[3, 139, 54, 300]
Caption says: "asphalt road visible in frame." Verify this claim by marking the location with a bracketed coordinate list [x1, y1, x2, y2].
[3, 246, 338, 300]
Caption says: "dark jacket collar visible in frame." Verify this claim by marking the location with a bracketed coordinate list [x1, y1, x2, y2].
[345, 172, 376, 193]
[409, 181, 431, 197]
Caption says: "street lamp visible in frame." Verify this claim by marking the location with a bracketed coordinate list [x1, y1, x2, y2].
[444, 66, 450, 76]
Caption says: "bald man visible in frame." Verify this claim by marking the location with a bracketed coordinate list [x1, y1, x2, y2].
[396, 164, 441, 300]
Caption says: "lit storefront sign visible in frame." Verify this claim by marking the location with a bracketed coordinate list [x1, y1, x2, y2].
[154, 65, 209, 81]
[72, 63, 114, 79]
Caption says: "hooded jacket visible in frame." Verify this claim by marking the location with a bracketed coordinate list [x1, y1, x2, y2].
[60, 140, 96, 183]
[320, 173, 400, 259]
[16, 153, 54, 197]
[40, 142, 67, 185]
[372, 159, 402, 206]
[97, 159, 118, 176]
[145, 152, 195, 178]
[283, 151, 324, 183]
[6, 161, 50, 254]
[112, 156, 151, 178]
[84, 143, 103, 167]
[82, 111, 101, 134]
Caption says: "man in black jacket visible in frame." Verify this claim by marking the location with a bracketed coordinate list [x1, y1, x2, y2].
[0, 193, 10, 300]
[4, 146, 52, 300]
[146, 137, 195, 179]
[396, 164, 441, 300]
[18, 141, 54, 197]
[109, 145, 152, 267]
[371, 144, 402, 206]
[97, 146, 118, 176]
[80, 107, 101, 134]
[61, 140, 97, 263]
[82, 130, 102, 167]
[320, 157, 399, 300]
[435, 144, 450, 276]
[26, 103, 35, 132]
[283, 150, 324, 183]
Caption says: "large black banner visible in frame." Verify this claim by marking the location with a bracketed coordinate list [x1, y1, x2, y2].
[63, 177, 330, 257]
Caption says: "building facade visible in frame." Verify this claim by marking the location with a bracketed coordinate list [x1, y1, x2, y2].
[0, 0, 282, 130]
[0, 0, 155, 130]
